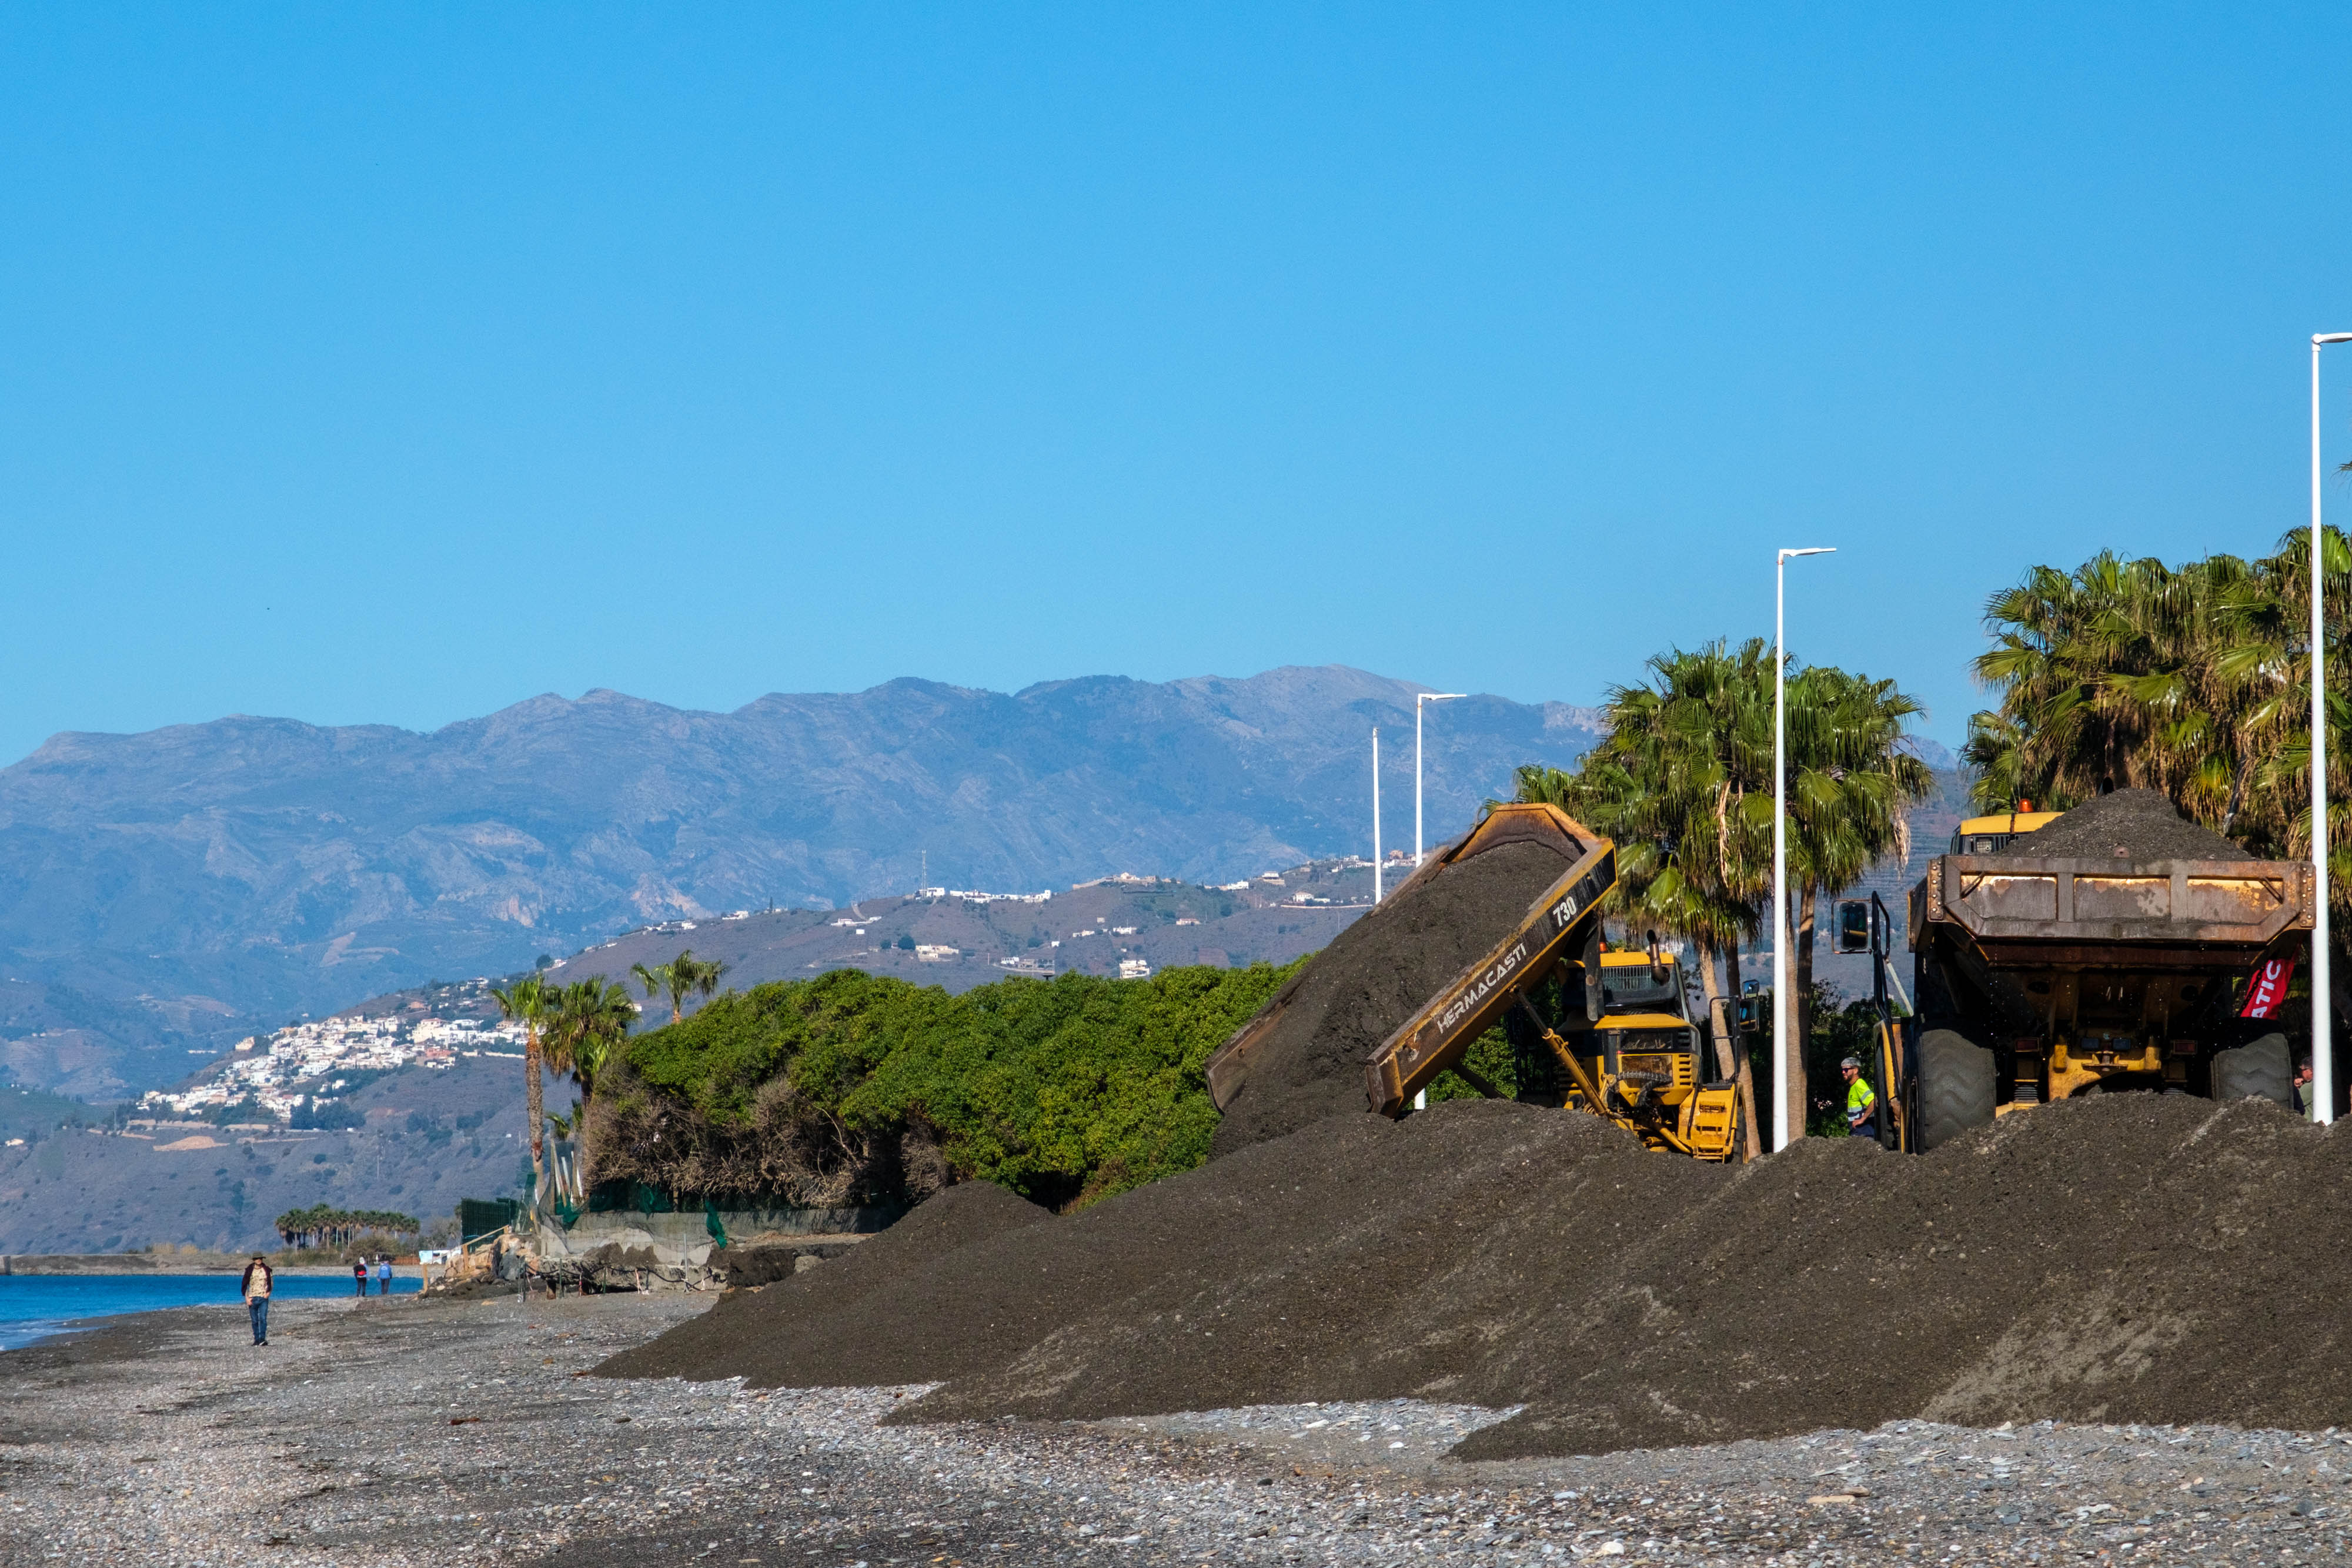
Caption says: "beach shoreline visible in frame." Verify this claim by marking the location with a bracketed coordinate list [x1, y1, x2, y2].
[0, 1286, 2347, 1563]
[1, 1253, 426, 1277]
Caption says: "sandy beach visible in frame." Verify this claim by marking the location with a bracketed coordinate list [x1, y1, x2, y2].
[0, 1287, 2346, 1564]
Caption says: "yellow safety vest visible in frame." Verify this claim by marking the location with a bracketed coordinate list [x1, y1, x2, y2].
[1846, 1076, 1876, 1119]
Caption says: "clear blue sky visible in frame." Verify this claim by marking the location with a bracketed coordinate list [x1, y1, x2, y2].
[4, 5, 2349, 765]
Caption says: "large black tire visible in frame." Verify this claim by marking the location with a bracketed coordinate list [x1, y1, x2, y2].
[2211, 1034, 2294, 1107]
[1917, 1028, 1997, 1151]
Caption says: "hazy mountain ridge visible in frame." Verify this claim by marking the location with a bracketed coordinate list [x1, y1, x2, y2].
[0, 666, 1605, 1096]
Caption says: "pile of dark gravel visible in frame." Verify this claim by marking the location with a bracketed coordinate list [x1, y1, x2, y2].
[1207, 838, 1578, 1155]
[606, 1092, 2352, 1457]
[1997, 788, 2250, 862]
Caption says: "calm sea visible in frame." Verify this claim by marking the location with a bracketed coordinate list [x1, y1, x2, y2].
[0, 1273, 421, 1350]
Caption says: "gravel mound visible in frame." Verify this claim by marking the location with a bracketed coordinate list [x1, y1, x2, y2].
[1208, 838, 1578, 1155]
[1999, 788, 2249, 861]
[597, 1179, 1051, 1385]
[607, 1093, 2352, 1456]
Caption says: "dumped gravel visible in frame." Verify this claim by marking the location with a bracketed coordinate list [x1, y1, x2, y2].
[609, 1092, 2352, 1457]
[1208, 838, 1577, 1154]
[599, 1178, 1050, 1386]
[15, 1291, 2352, 1566]
[1996, 787, 2250, 861]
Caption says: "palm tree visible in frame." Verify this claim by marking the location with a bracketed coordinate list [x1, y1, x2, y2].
[1779, 664, 1934, 1128]
[540, 975, 637, 1192]
[1512, 639, 1928, 1146]
[1510, 641, 1783, 1154]
[632, 950, 729, 1025]
[629, 959, 673, 1021]
[489, 972, 551, 1199]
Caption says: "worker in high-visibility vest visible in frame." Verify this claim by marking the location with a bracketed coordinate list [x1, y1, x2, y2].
[1840, 1055, 1876, 1139]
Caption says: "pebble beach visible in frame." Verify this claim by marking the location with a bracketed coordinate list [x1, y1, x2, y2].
[2, 1290, 2349, 1565]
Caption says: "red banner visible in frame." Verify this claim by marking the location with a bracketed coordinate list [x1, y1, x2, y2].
[2241, 958, 2296, 1019]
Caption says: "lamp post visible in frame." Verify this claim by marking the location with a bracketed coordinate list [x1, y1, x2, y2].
[1372, 727, 1384, 904]
[1773, 545, 1836, 1153]
[2312, 335, 2351, 1125]
[1416, 692, 1468, 868]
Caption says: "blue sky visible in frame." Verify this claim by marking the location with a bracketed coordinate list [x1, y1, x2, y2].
[4, 5, 2349, 765]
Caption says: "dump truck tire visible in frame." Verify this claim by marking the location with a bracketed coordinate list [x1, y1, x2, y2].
[1917, 1029, 1996, 1151]
[2211, 1034, 2293, 1107]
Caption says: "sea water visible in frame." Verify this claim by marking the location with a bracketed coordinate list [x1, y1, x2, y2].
[0, 1273, 421, 1350]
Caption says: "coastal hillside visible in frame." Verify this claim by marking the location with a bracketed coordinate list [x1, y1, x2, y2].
[0, 666, 1602, 1096]
[0, 1054, 530, 1255]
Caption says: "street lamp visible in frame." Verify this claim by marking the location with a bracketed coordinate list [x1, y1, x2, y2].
[1773, 544, 1836, 1153]
[2311, 334, 2351, 1125]
[1416, 692, 1468, 867]
[1371, 727, 1384, 904]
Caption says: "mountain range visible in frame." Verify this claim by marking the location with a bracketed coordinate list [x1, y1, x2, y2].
[0, 666, 1606, 1098]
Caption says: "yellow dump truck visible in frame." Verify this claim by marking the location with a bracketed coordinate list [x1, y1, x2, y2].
[1897, 793, 2316, 1150]
[1356, 803, 1744, 1161]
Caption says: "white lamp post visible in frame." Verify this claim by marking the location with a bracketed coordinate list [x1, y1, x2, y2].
[1416, 692, 1468, 867]
[2311, 334, 2351, 1125]
[1372, 727, 1384, 904]
[1773, 545, 1835, 1153]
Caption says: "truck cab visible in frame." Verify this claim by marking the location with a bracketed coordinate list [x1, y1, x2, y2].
[1947, 810, 2062, 857]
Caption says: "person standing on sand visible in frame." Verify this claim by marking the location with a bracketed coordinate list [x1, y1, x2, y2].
[242, 1254, 273, 1345]
[352, 1258, 368, 1296]
[375, 1256, 392, 1296]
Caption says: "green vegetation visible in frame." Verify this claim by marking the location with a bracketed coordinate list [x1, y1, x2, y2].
[1965, 533, 2348, 873]
[587, 961, 1301, 1212]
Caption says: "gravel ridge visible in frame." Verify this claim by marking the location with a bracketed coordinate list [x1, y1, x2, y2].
[5, 1292, 2352, 1565]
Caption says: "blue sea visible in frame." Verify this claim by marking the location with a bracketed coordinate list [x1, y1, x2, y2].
[0, 1273, 420, 1350]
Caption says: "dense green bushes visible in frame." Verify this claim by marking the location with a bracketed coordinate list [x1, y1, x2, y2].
[585, 961, 1302, 1212]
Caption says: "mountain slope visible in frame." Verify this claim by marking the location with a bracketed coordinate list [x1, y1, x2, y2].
[0, 666, 1602, 1095]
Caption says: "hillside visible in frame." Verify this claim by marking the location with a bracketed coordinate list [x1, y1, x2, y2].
[0, 1054, 532, 1255]
[0, 665, 1602, 1097]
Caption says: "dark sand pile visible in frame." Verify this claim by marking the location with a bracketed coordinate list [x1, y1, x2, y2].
[2001, 788, 2250, 862]
[606, 1094, 2352, 1457]
[600, 1179, 1052, 1386]
[1208, 839, 1576, 1155]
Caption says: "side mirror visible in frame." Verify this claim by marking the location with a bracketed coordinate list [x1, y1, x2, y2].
[1835, 899, 1872, 955]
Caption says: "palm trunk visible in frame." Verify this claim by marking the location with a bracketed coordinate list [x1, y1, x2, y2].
[1694, 935, 1732, 1077]
[1725, 935, 1762, 1161]
[526, 1022, 546, 1198]
[1794, 884, 1819, 1138]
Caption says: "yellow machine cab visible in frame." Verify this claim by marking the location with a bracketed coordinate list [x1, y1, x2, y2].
[1948, 808, 2061, 856]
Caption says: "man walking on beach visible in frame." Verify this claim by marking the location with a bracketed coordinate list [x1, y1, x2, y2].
[242, 1253, 273, 1346]
[375, 1256, 392, 1296]
[353, 1258, 368, 1297]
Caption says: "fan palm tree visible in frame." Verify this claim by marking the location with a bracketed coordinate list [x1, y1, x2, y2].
[540, 975, 637, 1191]
[488, 972, 551, 1197]
[1779, 664, 1935, 1126]
[542, 976, 635, 1097]
[632, 950, 729, 1025]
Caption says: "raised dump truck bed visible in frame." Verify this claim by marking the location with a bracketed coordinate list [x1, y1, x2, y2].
[1903, 790, 2315, 1149]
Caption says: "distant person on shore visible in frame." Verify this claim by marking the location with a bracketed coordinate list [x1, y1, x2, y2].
[242, 1254, 273, 1345]
[375, 1256, 392, 1296]
[353, 1259, 368, 1297]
